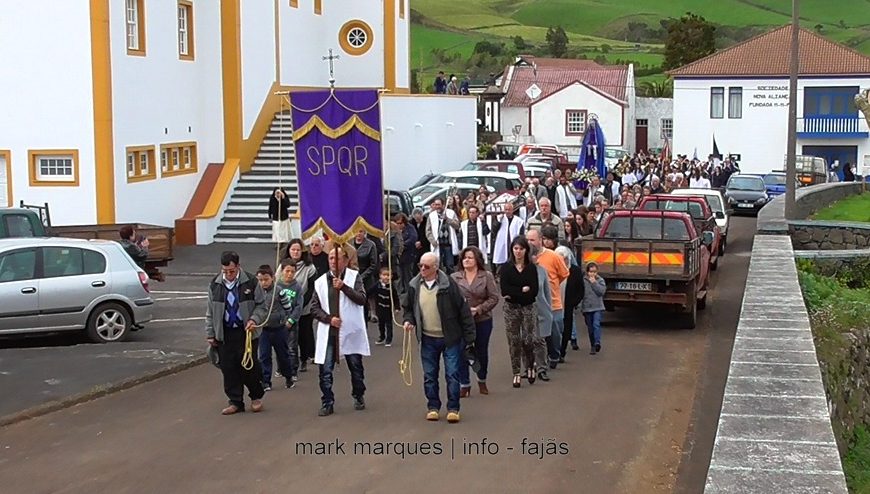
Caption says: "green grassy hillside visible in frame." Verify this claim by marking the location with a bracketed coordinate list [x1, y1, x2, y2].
[410, 0, 870, 88]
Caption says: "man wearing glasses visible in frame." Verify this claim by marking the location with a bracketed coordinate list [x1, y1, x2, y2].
[310, 243, 370, 417]
[403, 252, 476, 424]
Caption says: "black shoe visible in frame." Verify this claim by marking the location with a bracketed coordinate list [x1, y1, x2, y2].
[285, 380, 296, 389]
[300, 361, 308, 372]
[353, 397, 366, 411]
[571, 339, 579, 351]
[595, 343, 601, 353]
[549, 361, 558, 369]
[538, 371, 550, 382]
[558, 357, 566, 364]
[375, 338, 385, 345]
[318, 405, 334, 417]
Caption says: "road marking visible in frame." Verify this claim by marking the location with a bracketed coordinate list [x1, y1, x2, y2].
[734, 349, 816, 353]
[720, 413, 828, 420]
[731, 361, 818, 367]
[150, 316, 206, 323]
[154, 296, 208, 301]
[728, 376, 818, 382]
[151, 290, 208, 295]
[707, 465, 844, 475]
[724, 393, 826, 399]
[717, 437, 834, 446]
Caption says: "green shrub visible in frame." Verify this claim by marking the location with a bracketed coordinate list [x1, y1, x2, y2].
[844, 426, 870, 494]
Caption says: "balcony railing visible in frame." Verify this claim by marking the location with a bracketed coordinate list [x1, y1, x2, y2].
[798, 116, 868, 137]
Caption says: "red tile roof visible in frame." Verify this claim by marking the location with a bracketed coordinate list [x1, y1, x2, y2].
[502, 59, 629, 107]
[669, 25, 870, 77]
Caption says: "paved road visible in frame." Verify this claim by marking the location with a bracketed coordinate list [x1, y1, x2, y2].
[0, 219, 755, 493]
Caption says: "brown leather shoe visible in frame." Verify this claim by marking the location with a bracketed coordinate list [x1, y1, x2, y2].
[251, 399, 264, 413]
[221, 405, 241, 415]
[478, 382, 489, 395]
[460, 387, 471, 398]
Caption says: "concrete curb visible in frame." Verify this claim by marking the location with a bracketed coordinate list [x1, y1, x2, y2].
[0, 356, 208, 428]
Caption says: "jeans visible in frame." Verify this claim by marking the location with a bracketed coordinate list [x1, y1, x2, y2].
[439, 247, 454, 274]
[584, 311, 603, 347]
[218, 327, 264, 408]
[459, 319, 492, 386]
[377, 306, 393, 343]
[560, 308, 577, 357]
[318, 334, 366, 406]
[421, 334, 462, 412]
[547, 310, 564, 364]
[258, 327, 293, 385]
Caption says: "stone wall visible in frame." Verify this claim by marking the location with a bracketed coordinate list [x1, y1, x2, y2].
[790, 220, 870, 250]
[822, 329, 870, 450]
[757, 182, 864, 235]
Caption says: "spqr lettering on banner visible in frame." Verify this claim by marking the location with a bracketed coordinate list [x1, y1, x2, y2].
[306, 145, 369, 176]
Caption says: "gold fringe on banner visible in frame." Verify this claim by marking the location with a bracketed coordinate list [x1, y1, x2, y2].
[292, 114, 381, 141]
[301, 216, 386, 243]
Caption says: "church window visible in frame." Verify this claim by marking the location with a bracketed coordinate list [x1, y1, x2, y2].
[126, 0, 146, 56]
[160, 142, 198, 177]
[339, 21, 374, 56]
[178, 1, 194, 61]
[28, 150, 79, 186]
[126, 146, 156, 183]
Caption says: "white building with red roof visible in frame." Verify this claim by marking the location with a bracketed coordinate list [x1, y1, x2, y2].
[498, 56, 637, 155]
[670, 25, 870, 175]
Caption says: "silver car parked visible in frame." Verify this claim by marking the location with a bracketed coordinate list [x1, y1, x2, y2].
[0, 237, 153, 342]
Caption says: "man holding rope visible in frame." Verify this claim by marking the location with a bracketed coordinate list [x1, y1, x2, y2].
[205, 251, 269, 415]
[311, 242, 370, 417]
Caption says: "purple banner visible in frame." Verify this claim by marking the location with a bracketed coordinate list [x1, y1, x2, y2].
[290, 89, 384, 241]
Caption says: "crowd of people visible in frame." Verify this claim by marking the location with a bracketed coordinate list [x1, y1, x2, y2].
[433, 71, 471, 95]
[206, 150, 742, 421]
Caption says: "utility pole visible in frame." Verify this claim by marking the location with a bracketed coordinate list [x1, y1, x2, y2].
[784, 0, 800, 220]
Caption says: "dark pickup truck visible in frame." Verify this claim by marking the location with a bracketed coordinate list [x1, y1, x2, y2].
[0, 204, 174, 281]
[578, 209, 713, 329]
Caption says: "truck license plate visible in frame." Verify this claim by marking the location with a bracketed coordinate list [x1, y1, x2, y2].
[615, 282, 652, 291]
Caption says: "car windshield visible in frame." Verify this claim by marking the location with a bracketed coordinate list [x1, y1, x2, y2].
[605, 148, 626, 159]
[602, 217, 690, 240]
[763, 174, 787, 186]
[461, 162, 477, 171]
[727, 177, 765, 191]
[412, 185, 445, 203]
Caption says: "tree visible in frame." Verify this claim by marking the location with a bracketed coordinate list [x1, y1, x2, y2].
[600, 43, 612, 53]
[410, 69, 422, 94]
[664, 12, 716, 70]
[473, 41, 504, 57]
[814, 24, 824, 33]
[638, 79, 674, 98]
[513, 36, 527, 51]
[546, 26, 569, 58]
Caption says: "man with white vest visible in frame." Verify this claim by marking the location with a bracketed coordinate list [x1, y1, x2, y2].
[425, 198, 460, 274]
[459, 205, 490, 264]
[491, 202, 525, 272]
[554, 175, 578, 218]
[310, 242, 370, 417]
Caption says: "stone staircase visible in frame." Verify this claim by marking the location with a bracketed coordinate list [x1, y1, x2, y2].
[214, 112, 298, 242]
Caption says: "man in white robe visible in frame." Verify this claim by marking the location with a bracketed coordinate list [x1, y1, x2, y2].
[310, 243, 370, 417]
[491, 202, 524, 270]
[554, 176, 578, 218]
[459, 205, 490, 263]
[425, 198, 460, 273]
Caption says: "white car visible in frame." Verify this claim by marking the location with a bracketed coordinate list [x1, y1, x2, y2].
[409, 170, 522, 197]
[411, 183, 492, 212]
[670, 188, 730, 254]
[521, 162, 553, 180]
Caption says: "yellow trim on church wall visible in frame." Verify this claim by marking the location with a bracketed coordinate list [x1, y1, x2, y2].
[198, 158, 239, 219]
[383, 0, 396, 91]
[1, 150, 11, 207]
[90, 0, 116, 223]
[221, 0, 242, 162]
[240, 82, 284, 174]
[339, 20, 373, 57]
[274, 0, 281, 80]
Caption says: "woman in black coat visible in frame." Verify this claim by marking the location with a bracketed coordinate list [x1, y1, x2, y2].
[410, 207, 429, 275]
[268, 188, 292, 245]
[557, 246, 585, 357]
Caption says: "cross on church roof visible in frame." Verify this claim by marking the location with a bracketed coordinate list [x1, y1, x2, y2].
[323, 49, 340, 88]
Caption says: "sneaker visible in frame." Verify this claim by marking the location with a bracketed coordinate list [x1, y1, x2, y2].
[291, 375, 299, 382]
[384, 341, 392, 347]
[447, 411, 460, 424]
[275, 371, 283, 378]
[285, 380, 296, 389]
[300, 361, 308, 372]
[221, 404, 242, 415]
[318, 405, 334, 417]
[353, 397, 366, 411]
[538, 371, 550, 382]
[571, 339, 579, 351]
[549, 361, 558, 370]
[251, 400, 263, 413]
[595, 343, 601, 353]
[426, 410, 440, 421]
[375, 338, 385, 345]
[263, 385, 272, 392]
[370, 315, 378, 323]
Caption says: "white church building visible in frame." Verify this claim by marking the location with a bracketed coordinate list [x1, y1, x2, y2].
[670, 25, 870, 174]
[0, 0, 476, 244]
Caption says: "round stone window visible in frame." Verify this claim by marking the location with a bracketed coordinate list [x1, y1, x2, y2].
[339, 21, 373, 56]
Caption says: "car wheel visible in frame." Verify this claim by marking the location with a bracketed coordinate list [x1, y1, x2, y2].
[719, 237, 726, 256]
[682, 282, 698, 329]
[697, 292, 707, 310]
[86, 302, 132, 343]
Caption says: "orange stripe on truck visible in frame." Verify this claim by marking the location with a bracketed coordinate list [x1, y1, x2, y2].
[583, 251, 684, 266]
[583, 251, 614, 264]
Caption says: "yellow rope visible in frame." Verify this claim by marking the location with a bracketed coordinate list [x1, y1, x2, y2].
[399, 326, 413, 386]
[242, 329, 255, 370]
[385, 213, 414, 386]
